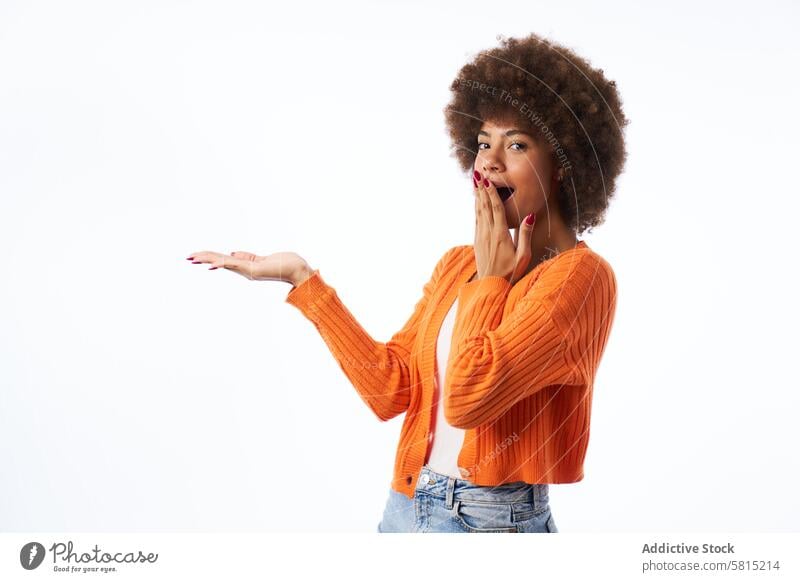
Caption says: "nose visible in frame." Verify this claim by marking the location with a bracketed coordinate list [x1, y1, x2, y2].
[480, 152, 502, 174]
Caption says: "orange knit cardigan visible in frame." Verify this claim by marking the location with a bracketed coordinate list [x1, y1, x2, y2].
[285, 242, 617, 499]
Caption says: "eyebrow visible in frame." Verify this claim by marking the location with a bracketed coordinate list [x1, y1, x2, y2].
[478, 129, 533, 138]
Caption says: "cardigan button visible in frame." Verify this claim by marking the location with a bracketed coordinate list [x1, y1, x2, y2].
[405, 475, 412, 485]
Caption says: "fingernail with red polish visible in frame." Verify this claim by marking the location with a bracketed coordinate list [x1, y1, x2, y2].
[472, 177, 478, 188]
[473, 170, 481, 181]
[525, 213, 535, 225]
[483, 178, 490, 187]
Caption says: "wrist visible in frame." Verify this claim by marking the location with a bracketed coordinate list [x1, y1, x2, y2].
[291, 265, 313, 288]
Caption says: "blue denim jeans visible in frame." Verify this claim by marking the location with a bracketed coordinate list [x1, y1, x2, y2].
[377, 464, 558, 533]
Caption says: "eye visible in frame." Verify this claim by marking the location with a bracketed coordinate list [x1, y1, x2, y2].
[476, 141, 527, 151]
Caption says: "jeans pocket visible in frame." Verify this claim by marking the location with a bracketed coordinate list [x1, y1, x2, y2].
[513, 507, 558, 533]
[452, 500, 517, 533]
[510, 501, 543, 523]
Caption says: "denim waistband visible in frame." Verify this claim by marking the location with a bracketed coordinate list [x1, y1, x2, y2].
[415, 464, 549, 509]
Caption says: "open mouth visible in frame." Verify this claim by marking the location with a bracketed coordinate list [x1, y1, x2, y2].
[495, 186, 515, 202]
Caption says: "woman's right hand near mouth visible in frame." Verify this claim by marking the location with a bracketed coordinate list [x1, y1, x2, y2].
[186, 250, 313, 287]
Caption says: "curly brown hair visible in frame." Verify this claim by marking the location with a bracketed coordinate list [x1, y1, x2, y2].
[443, 33, 629, 234]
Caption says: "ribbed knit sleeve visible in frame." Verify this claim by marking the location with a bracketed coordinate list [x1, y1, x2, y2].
[284, 247, 456, 422]
[443, 253, 616, 430]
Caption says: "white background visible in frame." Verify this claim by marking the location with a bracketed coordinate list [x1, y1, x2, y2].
[1, 0, 798, 533]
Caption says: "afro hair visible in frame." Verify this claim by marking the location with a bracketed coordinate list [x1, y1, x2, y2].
[443, 33, 629, 234]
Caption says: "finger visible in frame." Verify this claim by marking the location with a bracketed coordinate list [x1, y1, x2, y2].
[475, 191, 484, 250]
[483, 178, 508, 231]
[208, 256, 256, 278]
[476, 177, 490, 240]
[187, 251, 216, 264]
[481, 178, 493, 228]
[186, 251, 212, 261]
[475, 176, 492, 231]
[474, 173, 482, 230]
[188, 251, 232, 266]
[512, 212, 536, 283]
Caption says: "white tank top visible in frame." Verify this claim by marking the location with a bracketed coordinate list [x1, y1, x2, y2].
[427, 296, 467, 479]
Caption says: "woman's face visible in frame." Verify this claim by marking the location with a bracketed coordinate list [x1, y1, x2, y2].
[473, 119, 559, 229]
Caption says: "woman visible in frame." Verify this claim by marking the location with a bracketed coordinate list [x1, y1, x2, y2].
[187, 32, 627, 533]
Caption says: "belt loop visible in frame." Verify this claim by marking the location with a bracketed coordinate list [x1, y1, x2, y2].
[445, 477, 456, 509]
[533, 484, 541, 509]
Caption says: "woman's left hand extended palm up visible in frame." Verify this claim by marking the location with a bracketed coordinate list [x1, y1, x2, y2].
[473, 170, 536, 285]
